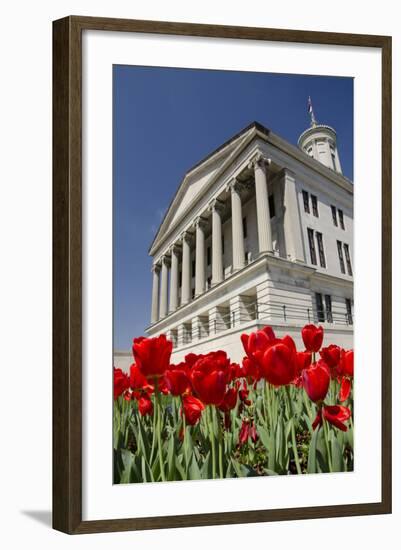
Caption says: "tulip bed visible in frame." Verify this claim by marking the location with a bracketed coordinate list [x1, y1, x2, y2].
[114, 324, 354, 483]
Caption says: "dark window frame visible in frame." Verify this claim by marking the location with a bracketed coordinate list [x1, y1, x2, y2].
[311, 194, 319, 217]
[307, 228, 317, 265]
[338, 209, 345, 230]
[343, 243, 353, 276]
[324, 294, 333, 323]
[242, 216, 247, 239]
[337, 240, 346, 274]
[316, 231, 326, 268]
[302, 190, 310, 213]
[207, 246, 211, 266]
[331, 205, 338, 226]
[315, 292, 325, 322]
[345, 298, 353, 325]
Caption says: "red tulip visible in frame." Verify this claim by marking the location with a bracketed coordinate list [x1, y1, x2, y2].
[129, 363, 153, 392]
[339, 377, 352, 402]
[302, 362, 330, 402]
[296, 351, 312, 374]
[218, 386, 238, 412]
[313, 405, 351, 432]
[132, 334, 172, 379]
[182, 395, 204, 425]
[164, 363, 191, 396]
[301, 324, 324, 352]
[320, 345, 341, 371]
[241, 326, 276, 365]
[339, 349, 354, 377]
[260, 335, 298, 386]
[113, 367, 129, 399]
[238, 380, 251, 406]
[241, 356, 261, 383]
[239, 419, 250, 446]
[138, 394, 153, 416]
[250, 422, 258, 443]
[190, 351, 230, 405]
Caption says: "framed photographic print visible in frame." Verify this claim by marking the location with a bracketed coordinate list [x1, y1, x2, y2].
[53, 16, 392, 534]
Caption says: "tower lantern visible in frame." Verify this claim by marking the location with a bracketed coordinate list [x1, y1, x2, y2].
[298, 97, 342, 174]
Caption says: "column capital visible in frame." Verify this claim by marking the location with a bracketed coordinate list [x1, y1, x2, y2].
[282, 167, 296, 180]
[151, 263, 161, 274]
[226, 177, 248, 195]
[160, 254, 171, 267]
[169, 242, 182, 256]
[180, 230, 193, 245]
[194, 216, 208, 230]
[248, 152, 272, 171]
[208, 198, 225, 214]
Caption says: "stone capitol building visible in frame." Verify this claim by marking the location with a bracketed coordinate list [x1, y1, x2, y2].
[116, 111, 354, 368]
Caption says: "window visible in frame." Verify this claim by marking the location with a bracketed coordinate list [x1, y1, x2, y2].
[311, 194, 319, 217]
[343, 243, 353, 276]
[325, 295, 333, 323]
[222, 235, 225, 255]
[307, 228, 317, 265]
[337, 240, 346, 274]
[191, 287, 195, 299]
[207, 276, 212, 289]
[338, 209, 345, 230]
[331, 205, 338, 226]
[345, 298, 353, 325]
[316, 232, 326, 268]
[242, 217, 247, 238]
[179, 270, 182, 288]
[302, 190, 310, 213]
[207, 246, 211, 266]
[315, 293, 325, 322]
[191, 260, 195, 277]
[268, 194, 275, 218]
[307, 146, 313, 156]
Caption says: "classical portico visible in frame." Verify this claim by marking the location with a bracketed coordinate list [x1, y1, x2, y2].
[146, 121, 354, 362]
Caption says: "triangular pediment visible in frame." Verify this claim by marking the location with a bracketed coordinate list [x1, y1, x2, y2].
[149, 124, 259, 253]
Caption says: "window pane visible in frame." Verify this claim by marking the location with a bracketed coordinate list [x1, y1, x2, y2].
[338, 209, 345, 230]
[242, 217, 247, 238]
[344, 243, 353, 276]
[308, 228, 317, 265]
[337, 240, 345, 273]
[311, 194, 319, 217]
[331, 205, 338, 226]
[316, 232, 326, 268]
[315, 293, 325, 322]
[345, 298, 353, 325]
[325, 294, 333, 323]
[302, 190, 310, 213]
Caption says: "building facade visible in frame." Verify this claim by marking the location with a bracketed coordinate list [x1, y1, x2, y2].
[144, 120, 353, 363]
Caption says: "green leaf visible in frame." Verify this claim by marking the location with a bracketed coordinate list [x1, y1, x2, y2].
[189, 455, 202, 480]
[307, 426, 319, 474]
[331, 435, 344, 472]
[167, 433, 176, 481]
[175, 455, 186, 480]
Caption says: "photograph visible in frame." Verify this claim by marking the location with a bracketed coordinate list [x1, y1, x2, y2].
[112, 65, 354, 483]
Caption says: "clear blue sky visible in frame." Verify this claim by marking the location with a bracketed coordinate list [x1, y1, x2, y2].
[113, 65, 353, 350]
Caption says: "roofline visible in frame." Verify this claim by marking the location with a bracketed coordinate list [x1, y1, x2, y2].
[148, 121, 270, 252]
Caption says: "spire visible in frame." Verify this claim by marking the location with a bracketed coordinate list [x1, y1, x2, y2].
[307, 96, 317, 127]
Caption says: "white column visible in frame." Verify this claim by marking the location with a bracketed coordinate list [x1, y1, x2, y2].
[228, 179, 246, 271]
[150, 263, 160, 324]
[169, 244, 180, 312]
[209, 198, 224, 285]
[282, 168, 306, 263]
[250, 153, 273, 254]
[195, 217, 207, 296]
[181, 231, 192, 305]
[159, 255, 169, 318]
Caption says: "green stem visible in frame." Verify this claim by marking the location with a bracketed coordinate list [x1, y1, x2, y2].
[208, 406, 217, 479]
[155, 387, 166, 482]
[183, 412, 189, 476]
[215, 408, 224, 478]
[290, 420, 302, 474]
[322, 415, 333, 472]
